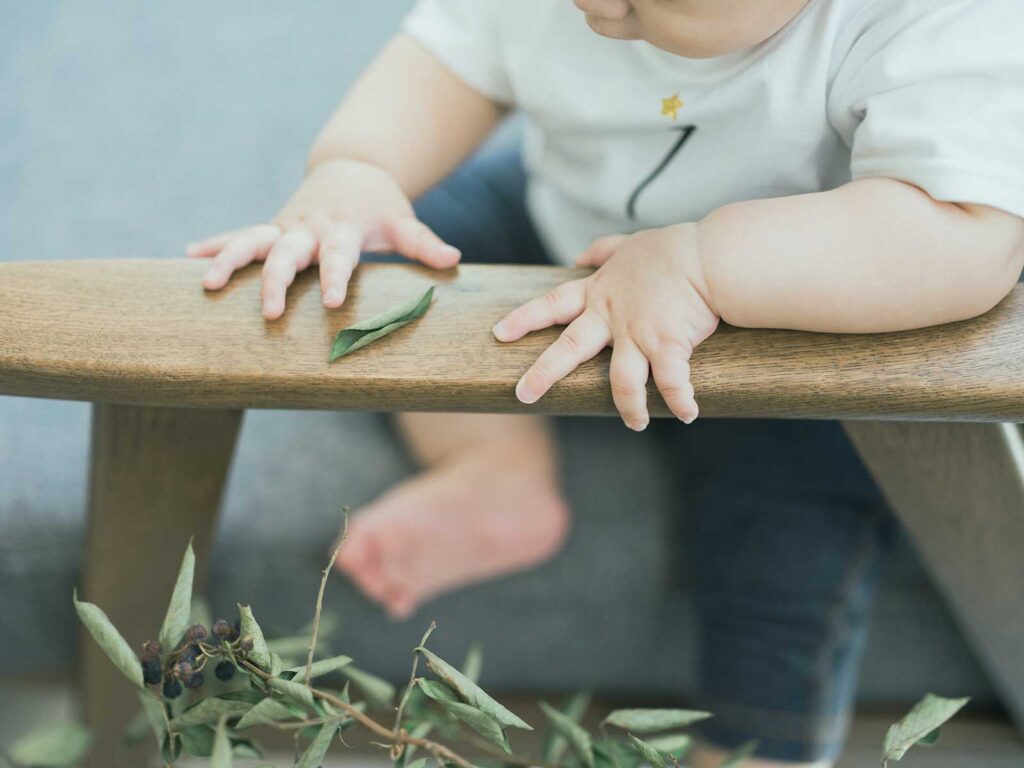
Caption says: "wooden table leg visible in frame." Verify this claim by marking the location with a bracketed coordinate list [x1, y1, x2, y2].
[844, 421, 1024, 732]
[80, 403, 243, 766]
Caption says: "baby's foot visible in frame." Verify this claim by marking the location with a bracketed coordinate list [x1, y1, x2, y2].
[335, 448, 570, 619]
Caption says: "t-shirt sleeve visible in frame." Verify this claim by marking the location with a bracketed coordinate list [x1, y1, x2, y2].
[828, 0, 1024, 218]
[401, 0, 514, 105]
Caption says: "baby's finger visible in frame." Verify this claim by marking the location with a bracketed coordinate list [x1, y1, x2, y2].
[648, 346, 699, 424]
[260, 229, 317, 319]
[609, 339, 651, 431]
[492, 280, 587, 342]
[383, 217, 461, 269]
[186, 229, 245, 259]
[318, 223, 364, 308]
[516, 311, 610, 404]
[202, 225, 281, 290]
[575, 234, 628, 267]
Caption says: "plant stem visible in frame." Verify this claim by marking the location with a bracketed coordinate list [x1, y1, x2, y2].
[393, 621, 437, 756]
[305, 509, 349, 691]
[240, 659, 477, 768]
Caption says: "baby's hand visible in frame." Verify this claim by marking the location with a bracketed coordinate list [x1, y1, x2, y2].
[492, 224, 720, 430]
[187, 159, 461, 319]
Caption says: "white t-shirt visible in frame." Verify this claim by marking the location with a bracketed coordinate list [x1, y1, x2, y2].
[403, 0, 1024, 264]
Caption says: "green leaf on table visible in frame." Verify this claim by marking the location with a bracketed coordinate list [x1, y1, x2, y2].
[341, 665, 396, 712]
[170, 697, 253, 728]
[73, 591, 143, 689]
[237, 603, 273, 670]
[217, 689, 266, 706]
[210, 717, 233, 768]
[269, 677, 316, 710]
[628, 735, 667, 768]
[603, 709, 711, 733]
[462, 643, 483, 683]
[882, 694, 970, 766]
[230, 737, 264, 758]
[721, 739, 759, 768]
[296, 722, 340, 768]
[417, 678, 460, 703]
[417, 647, 532, 730]
[542, 691, 591, 764]
[436, 700, 512, 753]
[329, 286, 435, 362]
[236, 697, 304, 729]
[157, 540, 195, 654]
[539, 699, 593, 767]
[9, 721, 92, 768]
[288, 654, 353, 683]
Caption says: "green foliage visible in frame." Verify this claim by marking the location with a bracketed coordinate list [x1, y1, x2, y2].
[882, 694, 970, 766]
[329, 286, 435, 361]
[44, 539, 970, 768]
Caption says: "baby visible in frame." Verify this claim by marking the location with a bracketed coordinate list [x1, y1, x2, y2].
[191, 0, 1024, 765]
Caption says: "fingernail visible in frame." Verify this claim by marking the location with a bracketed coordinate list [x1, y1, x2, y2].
[630, 420, 649, 432]
[492, 321, 508, 340]
[323, 288, 340, 305]
[202, 268, 219, 285]
[442, 245, 461, 259]
[683, 414, 697, 425]
[263, 297, 280, 316]
[515, 379, 538, 404]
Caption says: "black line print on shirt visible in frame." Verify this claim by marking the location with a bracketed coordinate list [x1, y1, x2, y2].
[625, 125, 697, 221]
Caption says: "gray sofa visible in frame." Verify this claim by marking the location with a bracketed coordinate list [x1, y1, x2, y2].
[0, 395, 997, 706]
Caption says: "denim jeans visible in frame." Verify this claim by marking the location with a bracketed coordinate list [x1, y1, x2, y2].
[410, 143, 896, 764]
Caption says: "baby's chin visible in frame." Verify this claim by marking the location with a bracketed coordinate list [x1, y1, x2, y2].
[583, 13, 640, 41]
[584, 15, 741, 58]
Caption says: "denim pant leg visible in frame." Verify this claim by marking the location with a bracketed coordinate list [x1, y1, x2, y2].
[673, 418, 897, 763]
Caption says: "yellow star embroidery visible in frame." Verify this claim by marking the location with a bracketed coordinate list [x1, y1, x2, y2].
[661, 93, 684, 120]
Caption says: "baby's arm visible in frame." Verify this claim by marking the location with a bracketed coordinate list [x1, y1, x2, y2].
[191, 35, 503, 317]
[699, 178, 1024, 333]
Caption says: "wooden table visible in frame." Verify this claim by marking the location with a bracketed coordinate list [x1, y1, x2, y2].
[2, 259, 1023, 760]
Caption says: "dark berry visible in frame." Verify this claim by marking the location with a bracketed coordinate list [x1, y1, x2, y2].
[212, 619, 232, 639]
[239, 636, 254, 652]
[141, 640, 161, 659]
[185, 672, 204, 689]
[141, 658, 162, 685]
[214, 661, 236, 681]
[162, 678, 183, 699]
[175, 661, 194, 680]
[186, 624, 208, 643]
[179, 645, 200, 664]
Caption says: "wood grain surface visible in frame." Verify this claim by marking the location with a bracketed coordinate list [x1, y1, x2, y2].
[1, 258, 1022, 420]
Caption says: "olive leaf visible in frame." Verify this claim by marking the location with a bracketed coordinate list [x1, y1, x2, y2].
[9, 721, 92, 768]
[270, 652, 285, 677]
[436, 700, 511, 753]
[539, 700, 593, 768]
[137, 692, 167, 748]
[542, 692, 591, 764]
[237, 603, 272, 670]
[288, 654, 353, 683]
[462, 643, 483, 684]
[158, 541, 195, 654]
[417, 678, 460, 703]
[170, 698, 253, 728]
[230, 737, 264, 759]
[235, 698, 303, 730]
[269, 677, 316, 710]
[180, 725, 216, 758]
[162, 733, 182, 764]
[603, 709, 711, 733]
[73, 590, 143, 689]
[405, 758, 430, 768]
[417, 647, 532, 730]
[210, 717, 233, 768]
[721, 739, 759, 768]
[329, 286, 435, 362]
[296, 722, 340, 768]
[627, 735, 667, 768]
[882, 694, 970, 766]
[644, 733, 692, 759]
[341, 665, 397, 712]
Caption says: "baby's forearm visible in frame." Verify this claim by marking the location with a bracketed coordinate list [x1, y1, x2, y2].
[698, 178, 1024, 333]
[307, 35, 504, 199]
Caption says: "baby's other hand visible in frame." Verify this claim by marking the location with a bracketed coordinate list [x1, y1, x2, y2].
[493, 224, 720, 430]
[186, 159, 461, 319]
